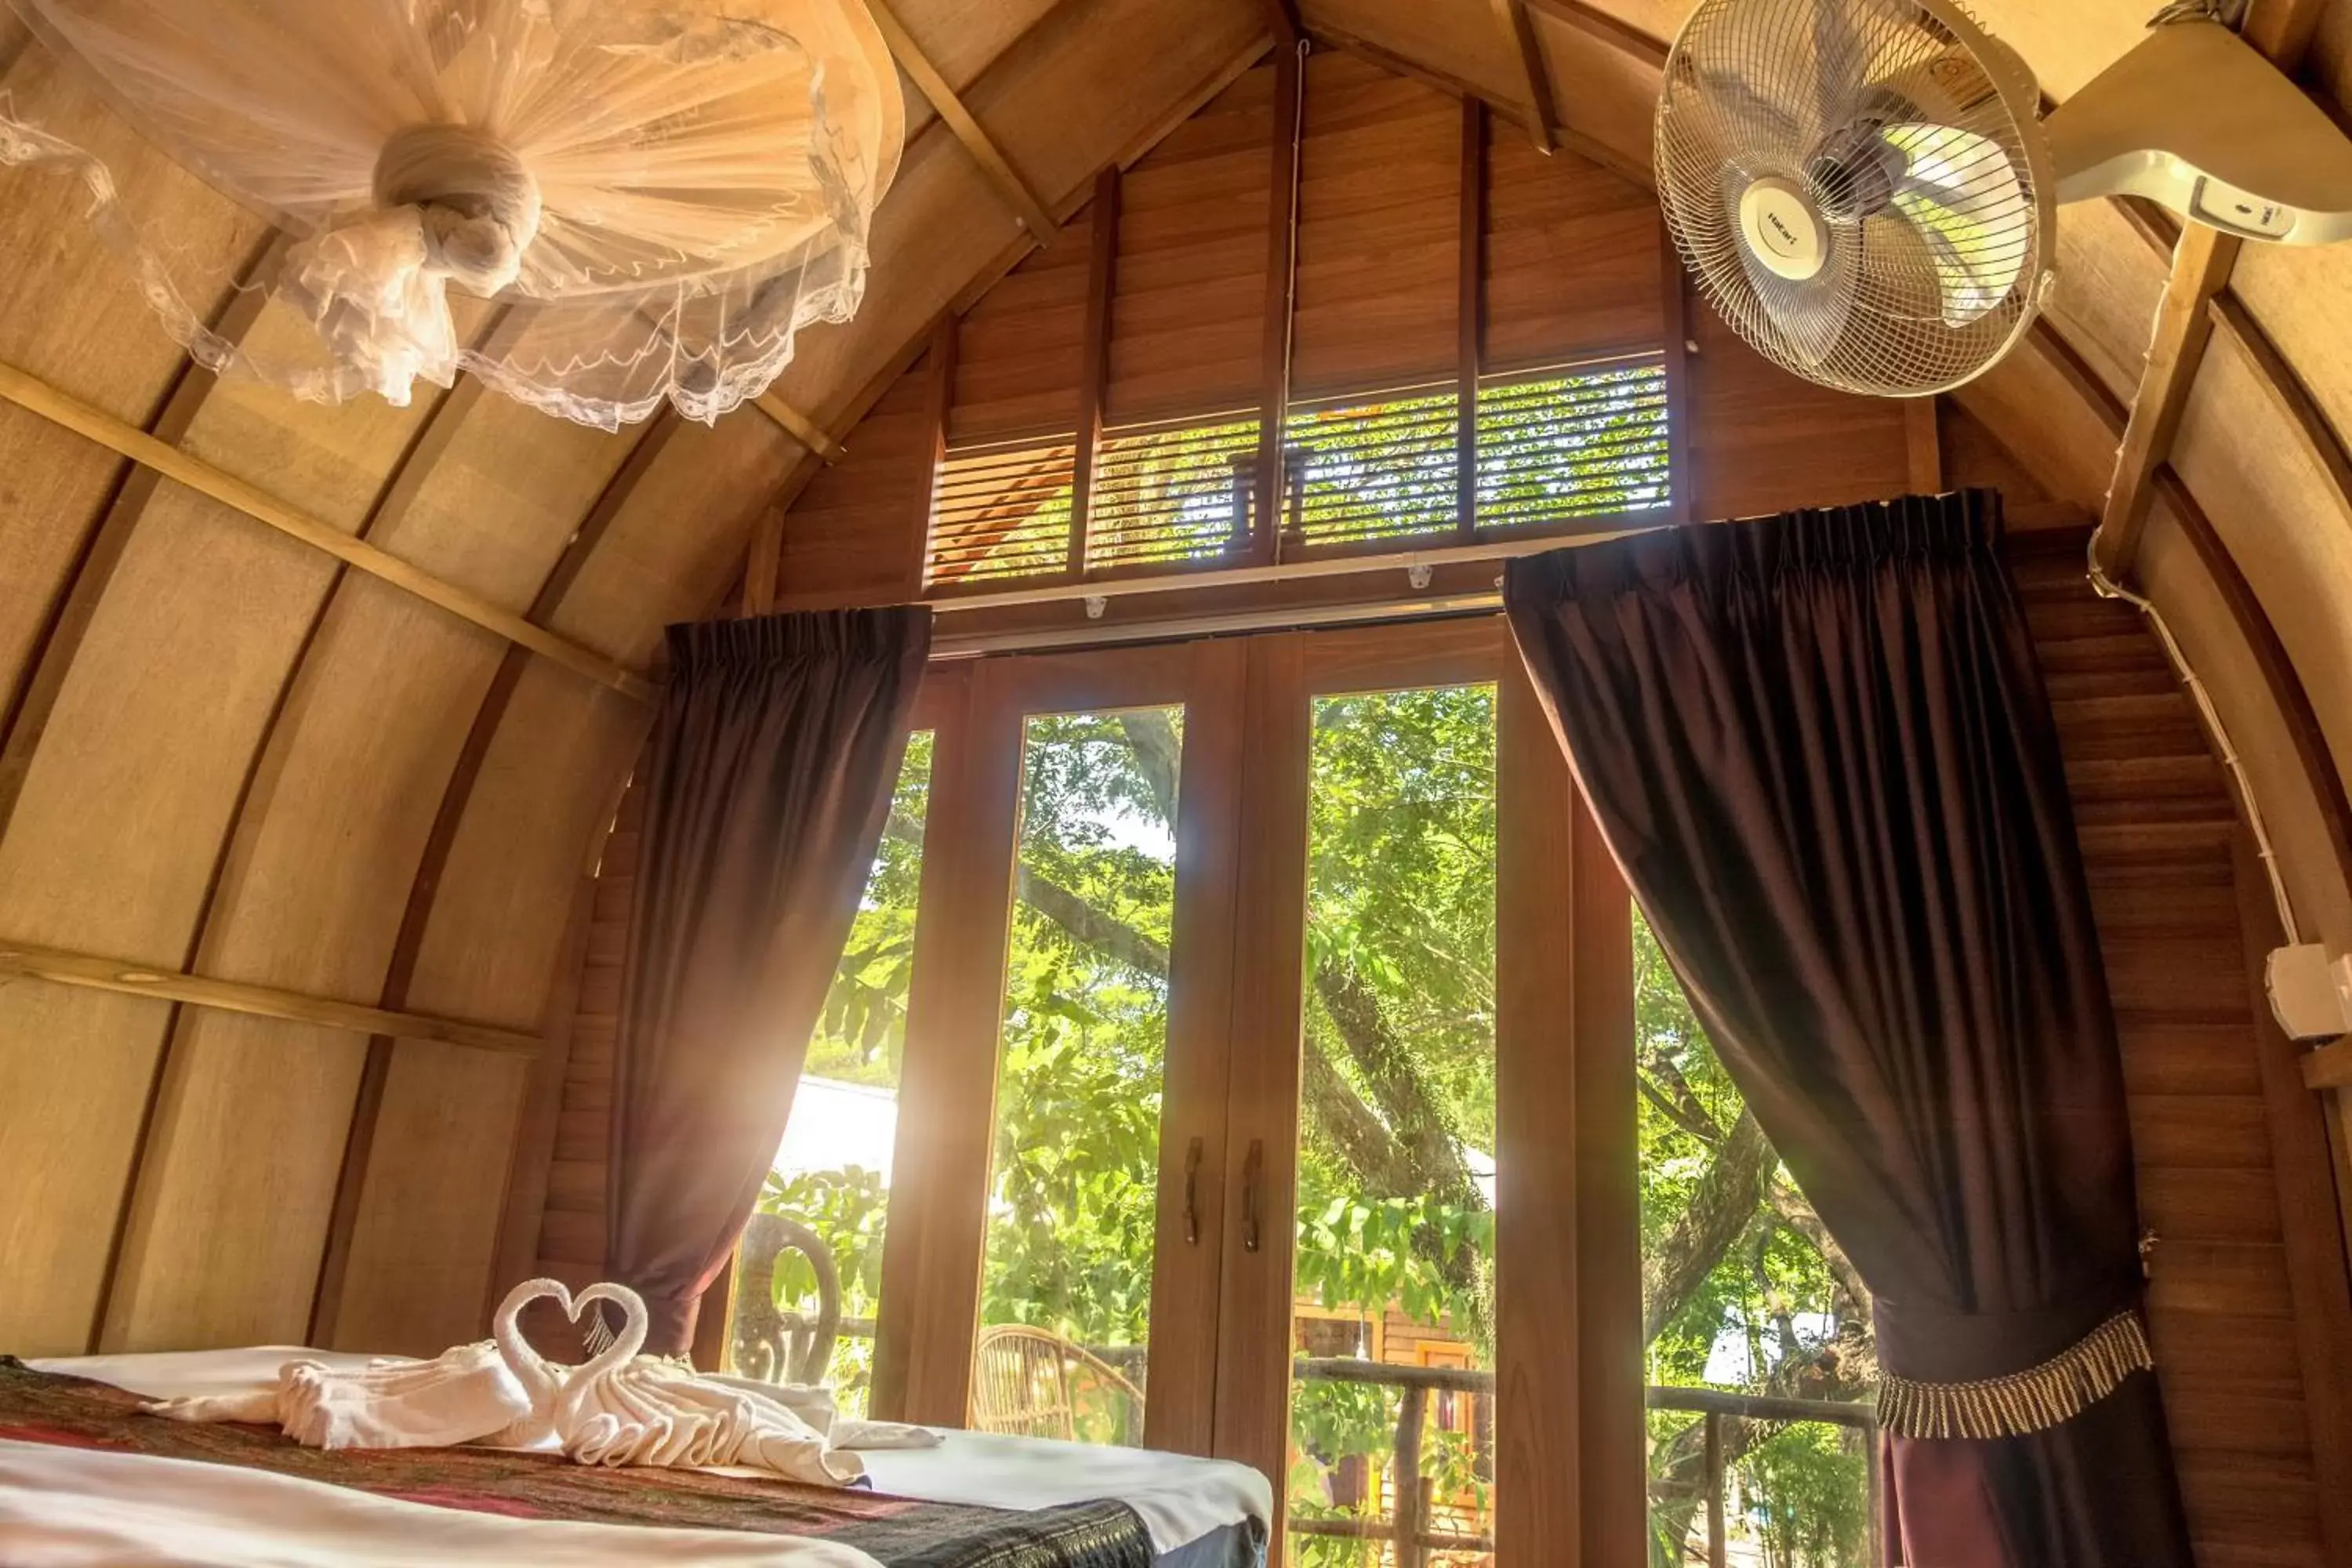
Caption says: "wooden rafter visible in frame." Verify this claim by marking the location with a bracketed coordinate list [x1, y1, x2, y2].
[2093, 0, 2325, 577]
[1490, 0, 1559, 153]
[0, 940, 541, 1055]
[864, 0, 1060, 245]
[0, 358, 656, 702]
[1261, 0, 1302, 48]
[756, 393, 847, 462]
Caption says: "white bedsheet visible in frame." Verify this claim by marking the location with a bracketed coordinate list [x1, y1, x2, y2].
[0, 1438, 882, 1568]
[24, 1348, 1271, 1558]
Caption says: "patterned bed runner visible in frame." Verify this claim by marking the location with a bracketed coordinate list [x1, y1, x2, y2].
[0, 1358, 1152, 1568]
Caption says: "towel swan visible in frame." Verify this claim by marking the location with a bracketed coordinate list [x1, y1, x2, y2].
[512, 1279, 861, 1483]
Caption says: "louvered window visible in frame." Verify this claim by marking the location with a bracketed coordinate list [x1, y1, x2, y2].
[925, 437, 1077, 587]
[921, 359, 1671, 589]
[1087, 416, 1260, 572]
[1283, 387, 1459, 549]
[1475, 361, 1669, 531]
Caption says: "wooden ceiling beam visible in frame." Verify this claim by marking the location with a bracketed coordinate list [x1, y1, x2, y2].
[0, 939, 542, 1055]
[864, 0, 1061, 245]
[0, 358, 656, 702]
[1261, 0, 1302, 49]
[2093, 0, 2325, 579]
[754, 391, 847, 461]
[1490, 0, 1559, 153]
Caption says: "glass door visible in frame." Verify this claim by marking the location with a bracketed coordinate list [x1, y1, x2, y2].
[970, 705, 1185, 1446]
[869, 641, 1240, 1455]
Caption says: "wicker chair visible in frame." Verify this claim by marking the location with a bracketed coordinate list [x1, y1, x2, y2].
[730, 1212, 840, 1386]
[971, 1325, 1146, 1443]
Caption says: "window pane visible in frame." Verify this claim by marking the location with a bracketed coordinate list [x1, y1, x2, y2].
[1638, 909, 1877, 1566]
[973, 709, 1184, 1446]
[735, 732, 934, 1417]
[1289, 685, 1498, 1568]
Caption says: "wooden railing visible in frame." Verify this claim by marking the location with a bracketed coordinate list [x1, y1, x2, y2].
[811, 1322, 1878, 1564]
[1291, 1357, 1879, 1568]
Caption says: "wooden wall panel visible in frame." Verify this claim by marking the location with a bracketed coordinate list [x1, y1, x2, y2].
[550, 417, 800, 664]
[1290, 52, 1460, 399]
[0, 406, 132, 731]
[2049, 202, 2169, 409]
[523, 773, 646, 1357]
[2172, 329, 2352, 815]
[2010, 530, 2340, 1568]
[949, 205, 1091, 443]
[1483, 136, 1659, 372]
[0, 507, 344, 1354]
[330, 416, 787, 1351]
[1526, 7, 1661, 177]
[1305, 0, 1523, 111]
[2233, 228, 2352, 462]
[782, 356, 935, 605]
[97, 407, 627, 1352]
[1107, 63, 1272, 424]
[1685, 303, 1910, 520]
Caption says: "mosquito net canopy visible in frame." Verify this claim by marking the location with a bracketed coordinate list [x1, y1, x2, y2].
[0, 0, 905, 427]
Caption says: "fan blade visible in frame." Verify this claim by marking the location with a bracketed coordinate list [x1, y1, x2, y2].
[1882, 122, 2031, 325]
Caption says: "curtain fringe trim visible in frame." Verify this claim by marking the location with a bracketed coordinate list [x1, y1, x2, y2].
[1877, 1310, 2153, 1440]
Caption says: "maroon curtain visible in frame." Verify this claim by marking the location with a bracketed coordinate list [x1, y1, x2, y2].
[1504, 491, 2190, 1567]
[608, 608, 929, 1357]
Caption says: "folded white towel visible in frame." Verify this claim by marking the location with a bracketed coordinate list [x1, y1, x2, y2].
[145, 1341, 531, 1450]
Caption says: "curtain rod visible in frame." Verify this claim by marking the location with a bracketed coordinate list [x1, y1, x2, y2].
[928, 590, 1505, 658]
[924, 512, 1663, 616]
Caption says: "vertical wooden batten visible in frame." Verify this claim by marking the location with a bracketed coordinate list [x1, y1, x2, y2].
[1905, 397, 1944, 494]
[1657, 220, 1694, 524]
[1069, 167, 1121, 577]
[1457, 97, 1486, 543]
[1250, 42, 1305, 563]
[911, 314, 959, 600]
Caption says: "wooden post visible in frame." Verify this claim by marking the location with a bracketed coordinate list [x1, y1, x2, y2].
[1250, 42, 1305, 563]
[1704, 1410, 1727, 1568]
[1904, 395, 1943, 495]
[1456, 96, 1486, 543]
[1395, 1381, 1430, 1568]
[909, 314, 959, 597]
[1069, 167, 1120, 578]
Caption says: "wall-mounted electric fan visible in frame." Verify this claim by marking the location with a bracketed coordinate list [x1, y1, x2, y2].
[1654, 0, 2352, 395]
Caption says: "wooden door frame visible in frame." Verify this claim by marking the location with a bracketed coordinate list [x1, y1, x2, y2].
[871, 641, 1244, 1439]
[1211, 612, 1638, 1566]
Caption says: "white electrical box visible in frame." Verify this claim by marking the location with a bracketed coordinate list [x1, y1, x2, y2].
[2268, 944, 2352, 1042]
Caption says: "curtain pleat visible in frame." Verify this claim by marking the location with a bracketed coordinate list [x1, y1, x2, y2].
[1504, 491, 2190, 1567]
[608, 606, 930, 1359]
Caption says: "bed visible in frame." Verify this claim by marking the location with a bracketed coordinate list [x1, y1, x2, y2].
[1, 1351, 1269, 1568]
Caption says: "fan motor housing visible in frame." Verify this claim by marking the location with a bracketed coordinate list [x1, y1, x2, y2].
[1737, 177, 1828, 281]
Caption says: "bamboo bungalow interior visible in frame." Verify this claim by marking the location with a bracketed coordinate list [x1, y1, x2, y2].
[1, 2, 2350, 1566]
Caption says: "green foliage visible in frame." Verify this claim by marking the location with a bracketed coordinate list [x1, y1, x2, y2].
[804, 732, 935, 1088]
[752, 684, 1867, 1563]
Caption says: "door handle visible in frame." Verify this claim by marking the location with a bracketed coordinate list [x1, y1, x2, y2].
[1182, 1137, 1203, 1246]
[1241, 1139, 1264, 1254]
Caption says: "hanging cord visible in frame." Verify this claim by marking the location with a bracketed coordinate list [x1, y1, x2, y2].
[2085, 537, 2303, 943]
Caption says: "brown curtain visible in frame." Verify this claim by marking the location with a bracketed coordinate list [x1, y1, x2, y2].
[1504, 491, 2190, 1567]
[608, 607, 930, 1357]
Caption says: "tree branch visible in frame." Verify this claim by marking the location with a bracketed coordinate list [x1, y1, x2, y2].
[1642, 1108, 1771, 1345]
